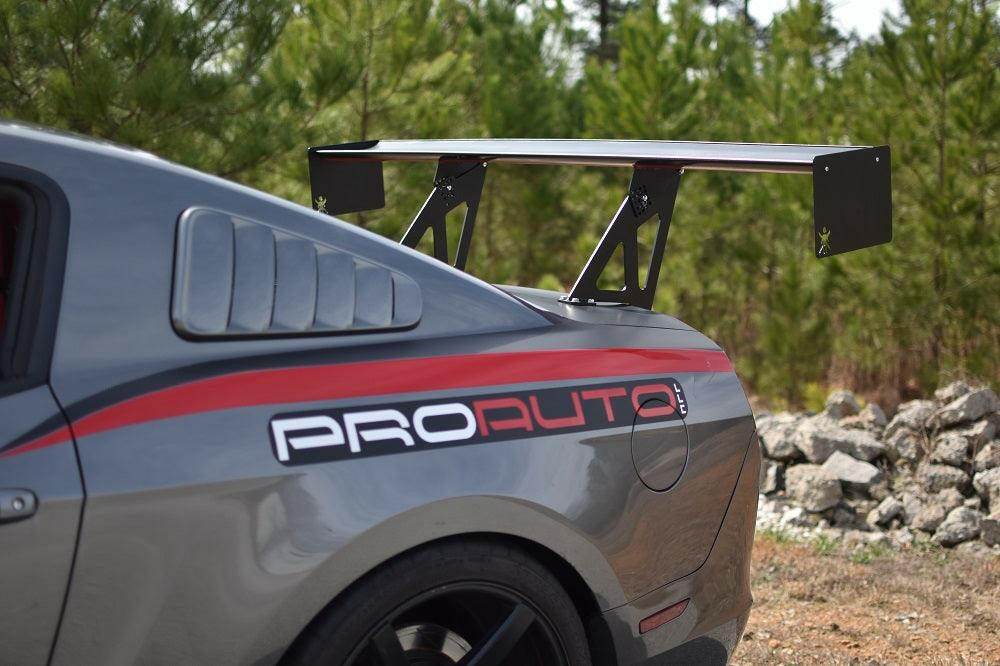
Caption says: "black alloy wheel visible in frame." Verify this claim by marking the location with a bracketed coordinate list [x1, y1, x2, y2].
[284, 538, 592, 666]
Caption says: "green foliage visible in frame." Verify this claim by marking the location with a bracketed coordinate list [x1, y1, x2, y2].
[802, 382, 832, 413]
[585, 0, 706, 140]
[912, 537, 949, 563]
[848, 540, 892, 564]
[0, 0, 311, 177]
[813, 533, 838, 556]
[256, 0, 474, 219]
[759, 527, 797, 544]
[1, 0, 996, 405]
[835, 0, 1000, 394]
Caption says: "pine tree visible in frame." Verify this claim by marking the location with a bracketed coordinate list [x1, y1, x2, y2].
[0, 0, 315, 179]
[268, 0, 474, 229]
[578, 0, 639, 61]
[463, 0, 583, 283]
[584, 0, 706, 140]
[839, 0, 999, 392]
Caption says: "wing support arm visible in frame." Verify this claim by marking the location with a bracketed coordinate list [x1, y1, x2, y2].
[565, 166, 682, 309]
[401, 160, 487, 270]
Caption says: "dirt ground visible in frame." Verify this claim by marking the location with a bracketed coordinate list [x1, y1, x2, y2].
[732, 535, 1000, 665]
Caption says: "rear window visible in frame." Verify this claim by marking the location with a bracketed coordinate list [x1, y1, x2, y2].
[0, 183, 39, 384]
[0, 196, 18, 342]
[0, 170, 66, 392]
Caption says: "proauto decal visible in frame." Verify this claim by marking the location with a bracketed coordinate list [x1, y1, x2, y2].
[269, 377, 687, 465]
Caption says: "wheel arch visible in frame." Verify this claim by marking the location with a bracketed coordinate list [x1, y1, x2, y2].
[271, 497, 626, 664]
[278, 532, 612, 666]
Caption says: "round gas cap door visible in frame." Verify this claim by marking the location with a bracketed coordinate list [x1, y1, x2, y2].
[630, 399, 689, 491]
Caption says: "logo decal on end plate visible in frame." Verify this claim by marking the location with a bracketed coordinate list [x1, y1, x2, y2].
[818, 226, 832, 256]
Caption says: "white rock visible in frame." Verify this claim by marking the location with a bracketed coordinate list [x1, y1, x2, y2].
[937, 487, 965, 512]
[759, 460, 782, 494]
[779, 506, 812, 527]
[796, 415, 887, 463]
[891, 527, 915, 547]
[867, 478, 891, 501]
[859, 403, 887, 430]
[865, 531, 890, 546]
[839, 403, 889, 435]
[821, 451, 883, 487]
[755, 495, 777, 525]
[861, 403, 888, 428]
[930, 431, 970, 467]
[825, 390, 861, 419]
[756, 413, 803, 461]
[841, 430, 889, 462]
[980, 513, 1000, 547]
[934, 381, 972, 404]
[784, 464, 842, 512]
[932, 388, 1000, 428]
[885, 428, 925, 464]
[918, 463, 971, 493]
[841, 530, 872, 547]
[885, 400, 936, 438]
[910, 488, 963, 533]
[900, 492, 923, 526]
[952, 419, 997, 450]
[973, 440, 1000, 472]
[954, 540, 994, 557]
[911, 503, 947, 533]
[845, 497, 876, 513]
[867, 496, 903, 527]
[932, 507, 981, 546]
[973, 468, 1000, 508]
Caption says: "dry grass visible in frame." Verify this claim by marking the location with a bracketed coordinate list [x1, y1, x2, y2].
[733, 536, 1000, 665]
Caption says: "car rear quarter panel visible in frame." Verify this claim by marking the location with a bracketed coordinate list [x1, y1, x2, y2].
[50, 368, 752, 665]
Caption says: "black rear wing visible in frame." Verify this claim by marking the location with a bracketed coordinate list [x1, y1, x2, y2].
[308, 139, 891, 308]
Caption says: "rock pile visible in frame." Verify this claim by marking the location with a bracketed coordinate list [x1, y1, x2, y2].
[756, 382, 1000, 554]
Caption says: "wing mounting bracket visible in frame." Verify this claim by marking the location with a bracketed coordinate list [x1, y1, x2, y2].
[564, 165, 682, 309]
[401, 159, 487, 270]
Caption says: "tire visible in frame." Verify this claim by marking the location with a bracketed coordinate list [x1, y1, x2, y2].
[284, 537, 592, 666]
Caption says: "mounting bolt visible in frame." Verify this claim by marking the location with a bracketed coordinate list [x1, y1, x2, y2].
[482, 162, 488, 167]
[825, 166, 830, 172]
[446, 185, 453, 191]
[641, 194, 648, 202]
[12, 497, 24, 511]
[875, 156, 880, 162]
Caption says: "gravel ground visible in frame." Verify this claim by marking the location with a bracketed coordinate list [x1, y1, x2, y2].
[732, 535, 1000, 665]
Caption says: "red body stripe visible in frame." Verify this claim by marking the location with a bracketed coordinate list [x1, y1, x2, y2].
[0, 426, 73, 460]
[2, 347, 731, 458]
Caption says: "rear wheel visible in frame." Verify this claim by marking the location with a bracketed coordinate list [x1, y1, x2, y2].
[285, 538, 592, 666]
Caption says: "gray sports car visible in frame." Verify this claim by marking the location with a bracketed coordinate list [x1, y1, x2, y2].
[0, 123, 890, 665]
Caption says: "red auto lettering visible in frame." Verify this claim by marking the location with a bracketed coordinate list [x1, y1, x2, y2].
[529, 391, 585, 429]
[580, 387, 627, 422]
[473, 398, 534, 436]
[631, 384, 678, 417]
